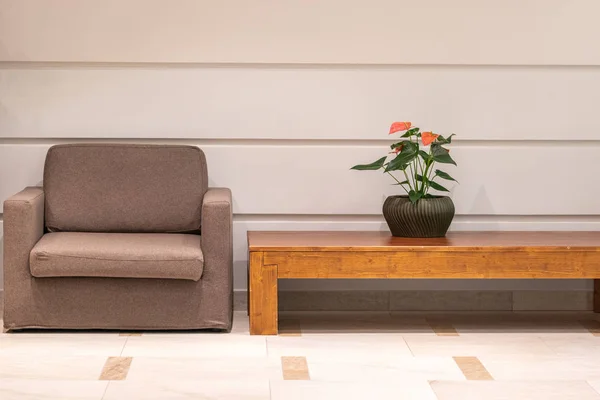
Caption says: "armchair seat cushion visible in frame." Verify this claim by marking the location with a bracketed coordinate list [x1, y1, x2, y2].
[30, 232, 204, 281]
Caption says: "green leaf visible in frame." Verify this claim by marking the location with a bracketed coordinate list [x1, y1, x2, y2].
[431, 144, 457, 166]
[401, 127, 420, 138]
[408, 190, 422, 203]
[389, 141, 409, 150]
[436, 134, 455, 144]
[392, 180, 409, 185]
[351, 156, 387, 170]
[385, 142, 418, 172]
[435, 169, 458, 182]
[428, 180, 450, 192]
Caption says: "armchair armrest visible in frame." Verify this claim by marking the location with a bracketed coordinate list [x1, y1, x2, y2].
[201, 188, 233, 274]
[3, 187, 45, 312]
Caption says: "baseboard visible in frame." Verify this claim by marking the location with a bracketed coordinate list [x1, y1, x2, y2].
[234, 290, 593, 312]
[1, 289, 589, 314]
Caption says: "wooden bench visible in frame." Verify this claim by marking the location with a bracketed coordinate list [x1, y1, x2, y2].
[247, 230, 600, 335]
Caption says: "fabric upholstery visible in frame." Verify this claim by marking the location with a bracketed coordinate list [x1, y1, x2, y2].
[43, 144, 208, 233]
[197, 188, 234, 328]
[3, 146, 233, 332]
[30, 232, 204, 281]
[3, 187, 45, 329]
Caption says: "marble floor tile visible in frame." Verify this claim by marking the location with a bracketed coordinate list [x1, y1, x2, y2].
[231, 311, 250, 334]
[0, 335, 127, 357]
[0, 355, 107, 380]
[430, 380, 600, 400]
[282, 311, 433, 335]
[121, 335, 267, 358]
[479, 355, 600, 381]
[404, 335, 555, 357]
[450, 315, 594, 337]
[125, 356, 283, 381]
[585, 380, 600, 395]
[307, 356, 465, 382]
[270, 380, 437, 400]
[103, 379, 270, 400]
[0, 379, 108, 400]
[541, 336, 600, 357]
[267, 334, 412, 361]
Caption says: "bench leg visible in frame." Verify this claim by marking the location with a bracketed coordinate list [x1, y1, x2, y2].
[595, 280, 600, 313]
[249, 251, 278, 335]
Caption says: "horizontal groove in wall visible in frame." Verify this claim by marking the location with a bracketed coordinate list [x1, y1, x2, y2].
[2, 138, 600, 147]
[2, 62, 600, 70]
[234, 214, 600, 223]
[2, 214, 596, 224]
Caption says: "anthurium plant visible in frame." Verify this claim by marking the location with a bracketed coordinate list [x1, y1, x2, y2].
[351, 122, 458, 204]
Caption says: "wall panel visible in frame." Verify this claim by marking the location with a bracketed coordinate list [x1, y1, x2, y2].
[1, 0, 599, 65]
[0, 144, 598, 215]
[1, 67, 600, 140]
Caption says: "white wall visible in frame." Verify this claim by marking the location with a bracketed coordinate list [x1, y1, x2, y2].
[1, 0, 599, 292]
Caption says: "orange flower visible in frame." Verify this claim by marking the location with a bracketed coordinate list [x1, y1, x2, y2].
[389, 122, 412, 134]
[421, 131, 439, 146]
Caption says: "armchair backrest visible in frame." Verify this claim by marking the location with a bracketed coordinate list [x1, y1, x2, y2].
[43, 144, 208, 233]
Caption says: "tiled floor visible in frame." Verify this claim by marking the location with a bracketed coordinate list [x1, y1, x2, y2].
[3, 311, 600, 399]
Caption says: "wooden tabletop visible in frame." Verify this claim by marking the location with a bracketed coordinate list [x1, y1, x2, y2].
[247, 231, 600, 252]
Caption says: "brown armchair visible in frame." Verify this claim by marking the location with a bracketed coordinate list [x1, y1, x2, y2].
[3, 144, 233, 331]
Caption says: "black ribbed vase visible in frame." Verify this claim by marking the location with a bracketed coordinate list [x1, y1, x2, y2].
[382, 195, 455, 238]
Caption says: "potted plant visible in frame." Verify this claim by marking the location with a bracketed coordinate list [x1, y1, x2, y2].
[351, 121, 458, 238]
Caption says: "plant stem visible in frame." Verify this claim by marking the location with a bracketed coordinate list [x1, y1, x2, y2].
[422, 148, 434, 196]
[386, 171, 409, 194]
[401, 168, 414, 192]
[408, 162, 416, 192]
[418, 153, 425, 192]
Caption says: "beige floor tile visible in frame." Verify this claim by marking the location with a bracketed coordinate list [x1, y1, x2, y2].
[0, 355, 108, 380]
[125, 357, 282, 381]
[404, 335, 555, 357]
[267, 334, 412, 361]
[121, 335, 267, 358]
[0, 335, 127, 356]
[0, 379, 108, 400]
[426, 318, 459, 336]
[270, 380, 437, 400]
[479, 355, 600, 381]
[282, 356, 310, 380]
[308, 356, 465, 382]
[453, 356, 493, 380]
[103, 379, 270, 400]
[99, 357, 132, 380]
[430, 380, 600, 400]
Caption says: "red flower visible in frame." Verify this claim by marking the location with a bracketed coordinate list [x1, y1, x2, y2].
[389, 122, 412, 134]
[421, 131, 439, 146]
[391, 144, 404, 154]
